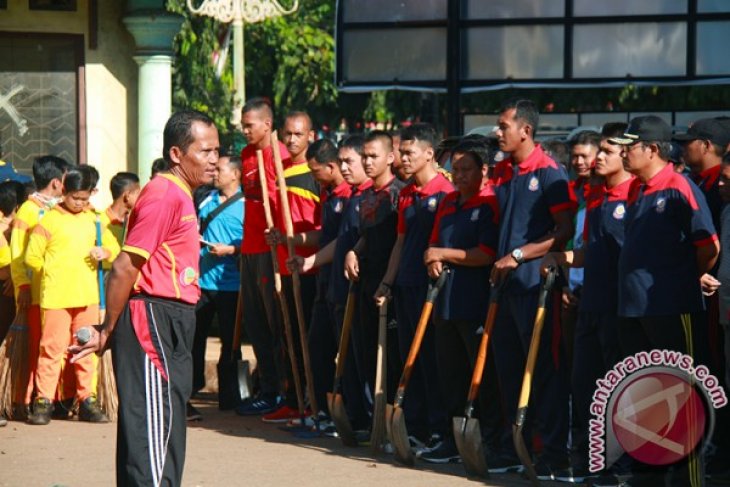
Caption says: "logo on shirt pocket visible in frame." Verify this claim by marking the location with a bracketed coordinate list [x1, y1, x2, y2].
[528, 176, 539, 192]
[179, 267, 197, 286]
[427, 197, 438, 212]
[613, 204, 626, 220]
[655, 197, 667, 214]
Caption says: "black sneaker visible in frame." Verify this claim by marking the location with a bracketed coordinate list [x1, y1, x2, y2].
[420, 438, 462, 464]
[554, 466, 596, 483]
[186, 402, 202, 421]
[531, 458, 556, 481]
[234, 395, 279, 416]
[28, 397, 53, 425]
[413, 433, 443, 457]
[79, 396, 109, 423]
[486, 453, 523, 474]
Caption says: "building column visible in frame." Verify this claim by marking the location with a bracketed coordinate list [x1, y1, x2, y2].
[123, 10, 182, 184]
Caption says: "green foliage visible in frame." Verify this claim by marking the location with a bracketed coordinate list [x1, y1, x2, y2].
[167, 0, 236, 146]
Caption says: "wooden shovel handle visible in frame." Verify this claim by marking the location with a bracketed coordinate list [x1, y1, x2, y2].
[256, 149, 282, 292]
[465, 300, 498, 404]
[334, 285, 356, 378]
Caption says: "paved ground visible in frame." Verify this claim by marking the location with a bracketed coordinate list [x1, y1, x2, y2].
[0, 339, 556, 487]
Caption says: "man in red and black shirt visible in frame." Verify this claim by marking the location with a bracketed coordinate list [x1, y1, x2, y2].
[542, 123, 634, 483]
[70, 111, 219, 486]
[236, 98, 289, 416]
[490, 99, 576, 477]
[612, 116, 719, 486]
[374, 123, 453, 449]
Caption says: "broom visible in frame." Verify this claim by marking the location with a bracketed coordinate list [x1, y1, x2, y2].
[0, 310, 30, 419]
[95, 215, 117, 420]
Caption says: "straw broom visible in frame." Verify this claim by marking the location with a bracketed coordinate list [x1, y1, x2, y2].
[95, 215, 117, 420]
[0, 310, 29, 419]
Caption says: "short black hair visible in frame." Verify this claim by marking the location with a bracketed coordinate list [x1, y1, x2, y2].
[63, 165, 98, 193]
[222, 155, 242, 173]
[339, 134, 365, 157]
[601, 122, 629, 140]
[32, 155, 73, 189]
[571, 130, 602, 148]
[500, 99, 539, 138]
[400, 123, 437, 149]
[364, 130, 393, 152]
[110, 172, 140, 200]
[306, 138, 338, 165]
[0, 180, 27, 216]
[242, 97, 273, 121]
[451, 139, 491, 168]
[541, 139, 570, 168]
[151, 158, 169, 177]
[162, 110, 216, 164]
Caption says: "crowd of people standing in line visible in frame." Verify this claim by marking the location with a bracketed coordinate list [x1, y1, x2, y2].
[2, 97, 730, 487]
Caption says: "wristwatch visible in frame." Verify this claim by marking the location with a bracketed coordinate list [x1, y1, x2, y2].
[511, 248, 525, 265]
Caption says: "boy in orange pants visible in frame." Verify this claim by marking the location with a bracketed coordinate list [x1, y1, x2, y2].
[9, 155, 73, 414]
[24, 165, 119, 425]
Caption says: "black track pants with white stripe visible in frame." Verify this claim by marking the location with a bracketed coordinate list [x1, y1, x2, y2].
[112, 295, 195, 487]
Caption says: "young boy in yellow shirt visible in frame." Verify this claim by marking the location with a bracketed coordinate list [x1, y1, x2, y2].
[101, 172, 140, 247]
[25, 165, 120, 425]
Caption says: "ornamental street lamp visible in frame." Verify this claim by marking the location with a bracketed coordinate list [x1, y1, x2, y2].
[187, 0, 299, 122]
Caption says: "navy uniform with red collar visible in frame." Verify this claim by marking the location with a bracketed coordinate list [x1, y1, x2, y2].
[571, 177, 633, 474]
[353, 175, 406, 408]
[393, 172, 453, 442]
[326, 178, 372, 429]
[490, 144, 576, 467]
[429, 184, 505, 451]
[308, 179, 352, 417]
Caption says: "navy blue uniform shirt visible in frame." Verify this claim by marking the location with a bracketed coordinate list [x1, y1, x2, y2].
[319, 180, 352, 286]
[579, 177, 633, 313]
[618, 163, 718, 317]
[395, 173, 453, 287]
[430, 186, 499, 321]
[359, 176, 407, 281]
[327, 179, 372, 305]
[692, 164, 722, 237]
[491, 144, 577, 294]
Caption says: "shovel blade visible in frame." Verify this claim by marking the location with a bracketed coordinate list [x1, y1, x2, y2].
[453, 416, 489, 478]
[391, 406, 415, 466]
[237, 359, 253, 403]
[513, 423, 540, 487]
[370, 393, 388, 454]
[327, 392, 358, 447]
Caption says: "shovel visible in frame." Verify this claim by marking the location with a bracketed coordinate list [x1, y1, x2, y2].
[453, 281, 502, 478]
[513, 267, 557, 487]
[231, 286, 253, 404]
[386, 269, 449, 466]
[370, 300, 389, 454]
[327, 283, 358, 446]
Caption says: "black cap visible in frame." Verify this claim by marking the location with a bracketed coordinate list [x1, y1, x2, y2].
[609, 115, 672, 145]
[673, 118, 730, 147]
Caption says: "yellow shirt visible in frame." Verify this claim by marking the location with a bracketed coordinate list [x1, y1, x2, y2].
[24, 206, 120, 309]
[99, 207, 126, 270]
[10, 196, 46, 304]
[0, 232, 10, 269]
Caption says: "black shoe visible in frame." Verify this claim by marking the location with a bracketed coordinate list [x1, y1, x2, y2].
[186, 402, 202, 421]
[27, 397, 53, 425]
[79, 396, 109, 423]
[486, 453, 523, 474]
[529, 458, 556, 482]
[554, 465, 597, 483]
[420, 438, 462, 464]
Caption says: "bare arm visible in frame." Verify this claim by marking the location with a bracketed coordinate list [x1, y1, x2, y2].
[424, 246, 495, 268]
[697, 240, 720, 276]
